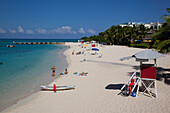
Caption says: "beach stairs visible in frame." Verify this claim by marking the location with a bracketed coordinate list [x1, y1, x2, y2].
[120, 71, 140, 96]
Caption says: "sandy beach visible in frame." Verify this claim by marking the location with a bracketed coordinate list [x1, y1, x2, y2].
[2, 43, 170, 113]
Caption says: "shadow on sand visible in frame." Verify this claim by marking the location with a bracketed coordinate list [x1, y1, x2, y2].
[105, 83, 141, 97]
[105, 84, 128, 96]
[86, 60, 135, 67]
[105, 84, 124, 90]
[156, 67, 170, 85]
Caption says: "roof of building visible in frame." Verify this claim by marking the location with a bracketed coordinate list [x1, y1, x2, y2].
[147, 29, 156, 34]
[143, 35, 152, 40]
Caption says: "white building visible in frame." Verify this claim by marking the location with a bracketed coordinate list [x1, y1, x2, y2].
[119, 22, 163, 30]
[148, 22, 163, 29]
[144, 24, 151, 29]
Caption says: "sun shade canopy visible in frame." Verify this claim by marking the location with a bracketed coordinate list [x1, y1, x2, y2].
[120, 49, 164, 61]
[91, 40, 96, 43]
[91, 48, 99, 51]
[84, 44, 88, 46]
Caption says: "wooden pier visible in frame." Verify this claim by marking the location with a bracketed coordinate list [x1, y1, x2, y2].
[13, 41, 65, 45]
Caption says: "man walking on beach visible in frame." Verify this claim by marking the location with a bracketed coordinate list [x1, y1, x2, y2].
[51, 65, 56, 76]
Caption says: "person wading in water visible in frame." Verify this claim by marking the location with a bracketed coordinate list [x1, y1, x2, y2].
[51, 65, 56, 76]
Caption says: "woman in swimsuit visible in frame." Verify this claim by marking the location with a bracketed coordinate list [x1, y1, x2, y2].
[51, 65, 56, 76]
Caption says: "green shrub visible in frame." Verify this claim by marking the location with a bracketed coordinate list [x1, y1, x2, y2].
[129, 43, 150, 48]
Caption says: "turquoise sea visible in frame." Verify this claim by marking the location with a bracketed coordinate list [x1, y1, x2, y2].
[0, 39, 78, 112]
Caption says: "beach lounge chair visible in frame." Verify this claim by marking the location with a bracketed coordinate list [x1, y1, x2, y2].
[97, 54, 102, 58]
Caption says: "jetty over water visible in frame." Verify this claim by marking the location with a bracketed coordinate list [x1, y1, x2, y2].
[13, 41, 65, 45]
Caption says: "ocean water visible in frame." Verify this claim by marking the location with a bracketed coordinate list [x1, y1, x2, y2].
[0, 39, 78, 111]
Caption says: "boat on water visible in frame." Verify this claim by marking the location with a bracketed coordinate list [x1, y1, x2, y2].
[40, 85, 75, 91]
[6, 45, 15, 48]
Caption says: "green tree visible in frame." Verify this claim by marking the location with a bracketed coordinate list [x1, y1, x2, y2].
[153, 8, 170, 53]
[81, 21, 149, 46]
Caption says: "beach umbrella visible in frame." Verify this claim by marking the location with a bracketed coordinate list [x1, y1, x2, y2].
[91, 40, 96, 43]
[91, 48, 99, 51]
[120, 49, 164, 61]
[84, 44, 88, 46]
[92, 44, 96, 47]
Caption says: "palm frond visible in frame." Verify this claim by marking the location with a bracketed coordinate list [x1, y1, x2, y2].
[156, 40, 170, 53]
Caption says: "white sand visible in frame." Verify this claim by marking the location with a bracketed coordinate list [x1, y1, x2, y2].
[2, 43, 170, 113]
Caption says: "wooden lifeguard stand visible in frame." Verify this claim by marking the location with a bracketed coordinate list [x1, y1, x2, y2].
[120, 49, 164, 98]
[137, 58, 157, 98]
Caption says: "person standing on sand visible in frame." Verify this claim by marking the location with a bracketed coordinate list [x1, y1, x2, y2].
[51, 65, 56, 76]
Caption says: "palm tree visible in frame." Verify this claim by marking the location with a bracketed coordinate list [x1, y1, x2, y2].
[153, 8, 170, 53]
[81, 21, 149, 46]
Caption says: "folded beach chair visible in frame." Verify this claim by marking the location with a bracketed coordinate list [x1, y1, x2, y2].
[97, 54, 102, 58]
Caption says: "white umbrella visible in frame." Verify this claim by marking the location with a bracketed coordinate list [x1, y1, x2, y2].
[91, 40, 96, 43]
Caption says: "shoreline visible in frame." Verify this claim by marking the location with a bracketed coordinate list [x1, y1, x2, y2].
[0, 44, 69, 113]
[2, 42, 170, 113]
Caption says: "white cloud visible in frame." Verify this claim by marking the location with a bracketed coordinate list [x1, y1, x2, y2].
[35, 28, 47, 34]
[0, 26, 96, 35]
[87, 29, 96, 34]
[18, 26, 24, 33]
[78, 28, 86, 34]
[9, 29, 16, 33]
[25, 29, 34, 34]
[0, 28, 6, 33]
[52, 26, 76, 34]
[73, 31, 77, 34]
[9, 28, 33, 34]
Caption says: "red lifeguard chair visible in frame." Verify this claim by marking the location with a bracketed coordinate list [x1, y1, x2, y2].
[120, 49, 164, 98]
[138, 60, 157, 98]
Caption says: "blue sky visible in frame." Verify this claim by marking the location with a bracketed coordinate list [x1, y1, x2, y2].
[0, 0, 170, 39]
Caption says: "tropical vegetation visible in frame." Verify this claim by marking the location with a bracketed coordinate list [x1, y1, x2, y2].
[81, 24, 149, 46]
[152, 8, 170, 53]
[81, 8, 170, 53]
